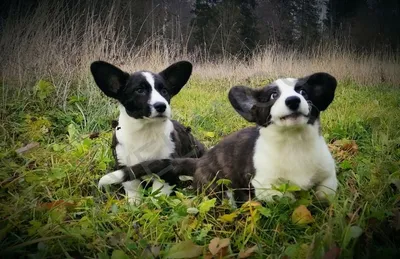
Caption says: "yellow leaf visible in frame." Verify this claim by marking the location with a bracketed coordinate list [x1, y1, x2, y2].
[241, 201, 262, 210]
[189, 218, 199, 230]
[218, 211, 239, 223]
[205, 131, 215, 138]
[291, 205, 314, 225]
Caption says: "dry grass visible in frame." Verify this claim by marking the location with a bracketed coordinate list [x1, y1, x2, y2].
[0, 0, 399, 98]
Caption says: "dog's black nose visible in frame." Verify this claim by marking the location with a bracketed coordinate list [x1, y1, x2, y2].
[153, 102, 167, 113]
[285, 96, 301, 110]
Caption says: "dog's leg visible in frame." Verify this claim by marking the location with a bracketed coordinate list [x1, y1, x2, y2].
[98, 169, 125, 188]
[315, 174, 338, 201]
[151, 179, 174, 197]
[122, 180, 143, 205]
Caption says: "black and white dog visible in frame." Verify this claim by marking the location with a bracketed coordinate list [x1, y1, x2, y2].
[97, 72, 338, 205]
[91, 60, 206, 204]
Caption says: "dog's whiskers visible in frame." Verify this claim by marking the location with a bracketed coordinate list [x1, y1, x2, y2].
[307, 100, 320, 113]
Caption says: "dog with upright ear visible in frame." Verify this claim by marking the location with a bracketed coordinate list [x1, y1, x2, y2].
[90, 61, 130, 99]
[228, 86, 259, 122]
[298, 72, 337, 111]
[90, 60, 193, 101]
[98, 72, 339, 206]
[92, 60, 206, 205]
[159, 61, 193, 97]
[229, 72, 337, 127]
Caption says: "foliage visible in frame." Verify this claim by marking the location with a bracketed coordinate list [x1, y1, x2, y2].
[1, 78, 400, 258]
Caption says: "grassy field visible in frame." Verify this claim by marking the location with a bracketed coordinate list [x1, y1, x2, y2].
[1, 74, 400, 258]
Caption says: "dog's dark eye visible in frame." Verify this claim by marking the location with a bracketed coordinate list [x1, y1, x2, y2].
[270, 92, 279, 100]
[159, 88, 168, 96]
[299, 89, 307, 97]
[135, 88, 145, 94]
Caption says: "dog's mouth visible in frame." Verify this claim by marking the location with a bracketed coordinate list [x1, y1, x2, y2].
[150, 114, 169, 119]
[280, 112, 307, 121]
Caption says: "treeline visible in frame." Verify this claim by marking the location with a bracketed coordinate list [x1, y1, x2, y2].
[1, 0, 399, 57]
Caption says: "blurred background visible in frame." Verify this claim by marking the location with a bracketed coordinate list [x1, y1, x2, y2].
[0, 0, 399, 93]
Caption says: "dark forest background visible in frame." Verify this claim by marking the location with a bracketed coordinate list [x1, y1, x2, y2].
[0, 0, 399, 89]
[1, 0, 399, 57]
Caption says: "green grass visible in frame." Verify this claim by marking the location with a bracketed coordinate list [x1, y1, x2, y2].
[1, 77, 400, 258]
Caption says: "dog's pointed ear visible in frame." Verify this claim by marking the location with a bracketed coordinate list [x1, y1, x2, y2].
[90, 61, 130, 99]
[301, 72, 337, 111]
[228, 85, 258, 122]
[159, 61, 192, 96]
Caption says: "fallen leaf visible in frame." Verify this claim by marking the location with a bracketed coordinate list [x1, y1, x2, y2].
[291, 205, 314, 225]
[342, 140, 358, 154]
[165, 240, 203, 258]
[218, 211, 239, 223]
[141, 245, 161, 258]
[38, 200, 75, 211]
[238, 245, 258, 258]
[328, 139, 358, 163]
[16, 142, 39, 154]
[208, 237, 230, 256]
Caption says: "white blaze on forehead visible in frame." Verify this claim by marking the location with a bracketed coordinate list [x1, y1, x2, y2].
[141, 71, 171, 118]
[274, 78, 298, 91]
[142, 72, 155, 89]
[141, 71, 168, 105]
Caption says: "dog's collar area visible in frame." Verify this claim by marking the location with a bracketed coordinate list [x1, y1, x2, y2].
[260, 121, 273, 127]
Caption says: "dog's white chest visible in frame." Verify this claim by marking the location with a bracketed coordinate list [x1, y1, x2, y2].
[115, 121, 175, 167]
[251, 125, 335, 200]
[115, 119, 176, 197]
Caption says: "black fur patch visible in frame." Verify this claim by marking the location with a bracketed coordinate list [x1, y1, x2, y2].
[193, 127, 259, 203]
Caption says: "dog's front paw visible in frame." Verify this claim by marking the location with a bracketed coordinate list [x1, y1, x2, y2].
[97, 170, 125, 189]
[122, 180, 143, 205]
[315, 176, 337, 203]
[315, 185, 336, 202]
